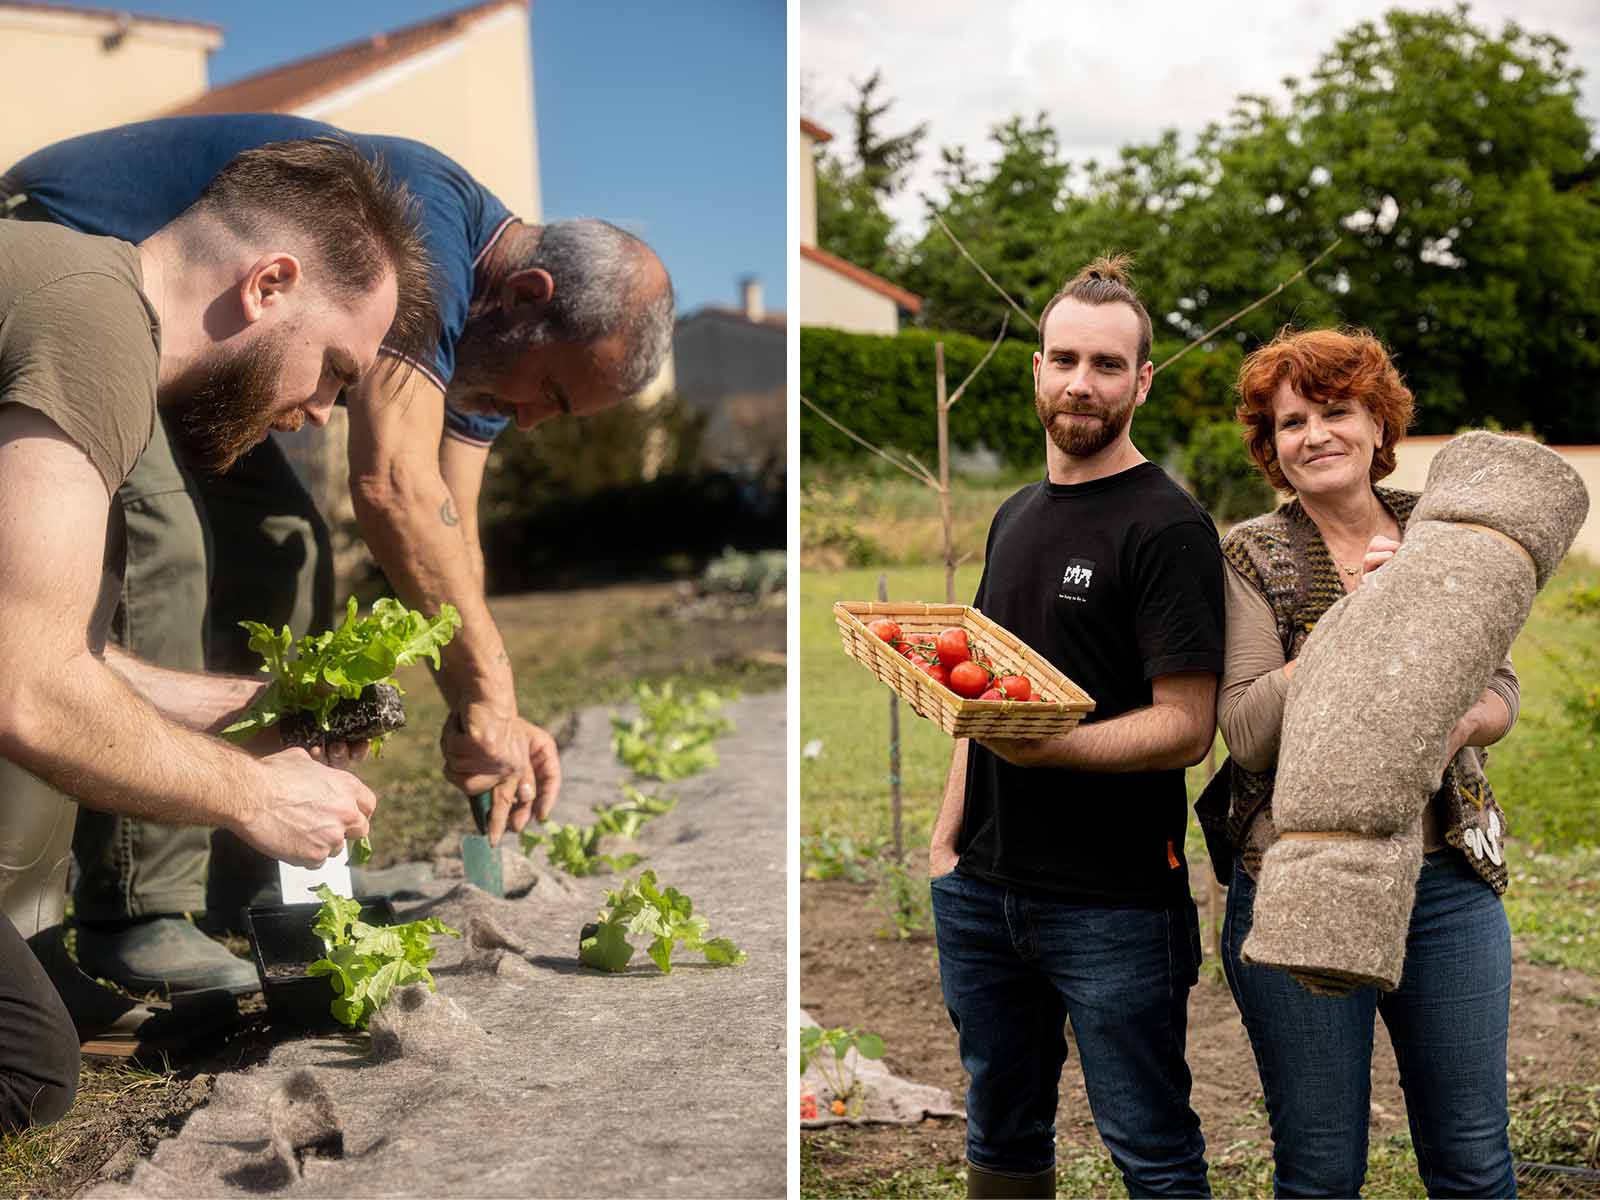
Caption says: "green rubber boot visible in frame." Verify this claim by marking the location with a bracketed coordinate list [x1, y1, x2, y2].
[966, 1161, 1056, 1199]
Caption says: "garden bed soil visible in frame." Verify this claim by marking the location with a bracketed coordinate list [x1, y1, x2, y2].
[801, 875, 1600, 1195]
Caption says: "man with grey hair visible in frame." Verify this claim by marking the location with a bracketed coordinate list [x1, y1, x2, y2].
[2, 115, 674, 1006]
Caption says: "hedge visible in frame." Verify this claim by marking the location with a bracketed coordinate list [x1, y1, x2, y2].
[801, 326, 1248, 467]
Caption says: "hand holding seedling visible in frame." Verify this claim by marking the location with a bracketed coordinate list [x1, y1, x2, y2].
[304, 739, 372, 769]
[234, 746, 377, 868]
[233, 717, 372, 768]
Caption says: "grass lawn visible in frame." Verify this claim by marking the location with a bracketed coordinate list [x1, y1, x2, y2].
[801, 561, 984, 852]
[801, 465, 1034, 571]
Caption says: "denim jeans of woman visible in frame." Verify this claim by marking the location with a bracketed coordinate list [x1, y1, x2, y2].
[1222, 849, 1515, 1198]
[932, 868, 1210, 1198]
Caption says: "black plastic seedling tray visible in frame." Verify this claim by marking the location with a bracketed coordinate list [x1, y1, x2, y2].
[244, 898, 396, 1032]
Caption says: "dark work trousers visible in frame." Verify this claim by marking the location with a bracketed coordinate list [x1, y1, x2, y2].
[72, 417, 335, 922]
[0, 914, 79, 1131]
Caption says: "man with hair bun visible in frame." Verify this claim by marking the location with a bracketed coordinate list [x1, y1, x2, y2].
[2, 115, 674, 1002]
[929, 254, 1222, 1197]
[0, 136, 423, 1129]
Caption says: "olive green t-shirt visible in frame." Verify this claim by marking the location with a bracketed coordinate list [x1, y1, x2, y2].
[0, 221, 160, 495]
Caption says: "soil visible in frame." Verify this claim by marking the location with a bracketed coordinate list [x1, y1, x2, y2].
[801, 876, 1600, 1195]
[277, 682, 406, 750]
[263, 963, 312, 979]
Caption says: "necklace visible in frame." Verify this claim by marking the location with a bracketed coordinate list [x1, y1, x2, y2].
[1319, 497, 1385, 580]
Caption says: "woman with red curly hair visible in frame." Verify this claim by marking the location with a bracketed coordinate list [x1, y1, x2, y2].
[1212, 327, 1521, 1196]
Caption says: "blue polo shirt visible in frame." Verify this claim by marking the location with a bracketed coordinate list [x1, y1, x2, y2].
[3, 114, 513, 446]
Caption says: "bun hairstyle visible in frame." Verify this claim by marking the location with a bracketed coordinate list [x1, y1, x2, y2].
[1037, 252, 1153, 365]
[1077, 253, 1135, 286]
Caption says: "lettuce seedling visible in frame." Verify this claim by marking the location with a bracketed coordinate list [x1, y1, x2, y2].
[519, 821, 642, 877]
[591, 785, 677, 839]
[305, 884, 460, 1030]
[609, 682, 733, 780]
[578, 870, 745, 974]
[223, 597, 461, 754]
[520, 784, 675, 875]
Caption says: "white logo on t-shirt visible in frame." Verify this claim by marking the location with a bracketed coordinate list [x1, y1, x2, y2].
[1058, 557, 1096, 602]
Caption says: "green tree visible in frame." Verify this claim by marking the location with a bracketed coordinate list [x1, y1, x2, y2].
[813, 70, 926, 280]
[1192, 6, 1600, 440]
[850, 68, 928, 196]
[904, 114, 1077, 336]
[815, 154, 899, 279]
[860, 6, 1600, 443]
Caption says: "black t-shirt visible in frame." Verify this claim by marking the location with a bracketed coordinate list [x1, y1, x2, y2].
[957, 462, 1225, 906]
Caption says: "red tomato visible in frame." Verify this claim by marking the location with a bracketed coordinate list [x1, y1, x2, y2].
[919, 661, 951, 688]
[996, 674, 1032, 701]
[867, 619, 901, 644]
[935, 628, 972, 669]
[978, 687, 1004, 701]
[949, 660, 990, 698]
[897, 642, 918, 659]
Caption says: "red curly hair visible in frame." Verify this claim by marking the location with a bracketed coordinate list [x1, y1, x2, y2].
[1235, 327, 1415, 493]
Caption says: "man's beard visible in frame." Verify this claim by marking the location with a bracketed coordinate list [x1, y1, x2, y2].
[167, 334, 289, 474]
[1035, 376, 1139, 458]
[445, 310, 552, 410]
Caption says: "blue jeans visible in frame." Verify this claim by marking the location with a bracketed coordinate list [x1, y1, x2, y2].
[1222, 850, 1515, 1198]
[931, 869, 1210, 1197]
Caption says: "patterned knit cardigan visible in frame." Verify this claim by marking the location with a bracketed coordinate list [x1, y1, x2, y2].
[1213, 486, 1510, 895]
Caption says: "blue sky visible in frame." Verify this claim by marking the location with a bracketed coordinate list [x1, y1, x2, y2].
[68, 0, 786, 316]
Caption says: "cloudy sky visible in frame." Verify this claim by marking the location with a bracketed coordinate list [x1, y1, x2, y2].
[800, 0, 1600, 235]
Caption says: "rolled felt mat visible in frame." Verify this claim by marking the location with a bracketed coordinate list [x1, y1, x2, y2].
[1241, 432, 1589, 994]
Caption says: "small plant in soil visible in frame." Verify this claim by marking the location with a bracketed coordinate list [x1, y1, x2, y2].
[520, 821, 643, 877]
[868, 858, 933, 940]
[305, 884, 460, 1029]
[522, 784, 676, 876]
[592, 785, 677, 838]
[223, 596, 461, 755]
[578, 870, 746, 974]
[610, 681, 733, 780]
[800, 1025, 884, 1118]
[802, 830, 888, 883]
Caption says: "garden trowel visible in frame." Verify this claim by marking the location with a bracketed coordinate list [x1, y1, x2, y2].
[461, 791, 505, 897]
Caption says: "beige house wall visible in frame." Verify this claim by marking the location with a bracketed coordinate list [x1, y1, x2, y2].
[295, 4, 539, 221]
[800, 127, 819, 248]
[1392, 436, 1600, 563]
[800, 256, 898, 335]
[0, 10, 214, 169]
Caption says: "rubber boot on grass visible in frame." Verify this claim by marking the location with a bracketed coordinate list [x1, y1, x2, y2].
[967, 1160, 1056, 1199]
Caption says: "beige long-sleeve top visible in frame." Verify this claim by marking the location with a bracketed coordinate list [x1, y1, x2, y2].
[1218, 560, 1521, 850]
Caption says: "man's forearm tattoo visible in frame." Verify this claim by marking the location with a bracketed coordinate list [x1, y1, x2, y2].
[440, 497, 461, 527]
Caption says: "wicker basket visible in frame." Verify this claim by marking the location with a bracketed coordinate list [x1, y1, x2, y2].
[834, 601, 1094, 738]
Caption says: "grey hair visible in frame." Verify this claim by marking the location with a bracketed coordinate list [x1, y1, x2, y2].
[463, 218, 674, 397]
